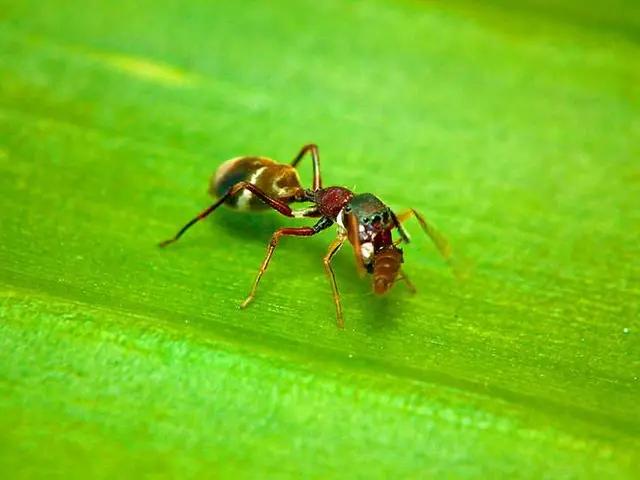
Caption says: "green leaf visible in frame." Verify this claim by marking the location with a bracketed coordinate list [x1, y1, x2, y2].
[1, 0, 638, 477]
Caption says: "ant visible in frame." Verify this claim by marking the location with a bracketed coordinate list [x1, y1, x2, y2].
[159, 144, 451, 327]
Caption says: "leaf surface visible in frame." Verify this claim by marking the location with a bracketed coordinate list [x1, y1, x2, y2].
[1, 0, 639, 477]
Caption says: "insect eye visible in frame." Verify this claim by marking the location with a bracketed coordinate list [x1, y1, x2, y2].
[362, 216, 369, 224]
[344, 205, 352, 213]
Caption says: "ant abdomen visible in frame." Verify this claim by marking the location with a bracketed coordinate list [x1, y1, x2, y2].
[209, 156, 303, 211]
[372, 246, 404, 295]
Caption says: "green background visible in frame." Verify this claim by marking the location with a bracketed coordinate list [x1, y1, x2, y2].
[1, 0, 638, 477]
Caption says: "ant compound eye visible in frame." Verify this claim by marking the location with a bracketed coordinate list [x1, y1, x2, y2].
[344, 205, 352, 213]
[372, 214, 381, 224]
[362, 217, 370, 224]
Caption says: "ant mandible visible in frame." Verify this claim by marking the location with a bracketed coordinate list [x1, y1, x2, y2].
[159, 144, 451, 328]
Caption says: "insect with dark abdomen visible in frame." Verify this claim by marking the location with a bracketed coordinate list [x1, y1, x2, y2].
[159, 144, 451, 327]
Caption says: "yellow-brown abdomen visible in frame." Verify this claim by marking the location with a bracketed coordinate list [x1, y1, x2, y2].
[372, 246, 403, 295]
[209, 156, 303, 210]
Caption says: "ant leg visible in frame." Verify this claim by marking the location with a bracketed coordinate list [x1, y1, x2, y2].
[389, 210, 411, 244]
[323, 233, 347, 328]
[290, 143, 322, 191]
[399, 269, 417, 294]
[394, 209, 452, 260]
[347, 212, 366, 277]
[241, 217, 333, 309]
[159, 181, 296, 248]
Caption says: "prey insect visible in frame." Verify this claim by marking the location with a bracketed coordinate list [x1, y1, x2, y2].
[159, 144, 451, 327]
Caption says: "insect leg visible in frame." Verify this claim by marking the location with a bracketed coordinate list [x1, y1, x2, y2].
[389, 209, 411, 244]
[159, 181, 297, 248]
[394, 209, 452, 261]
[323, 233, 347, 328]
[240, 217, 333, 309]
[347, 212, 367, 278]
[290, 143, 322, 191]
[398, 269, 417, 294]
